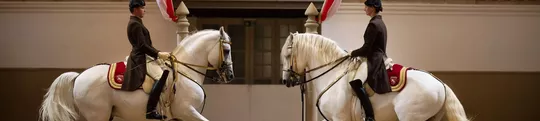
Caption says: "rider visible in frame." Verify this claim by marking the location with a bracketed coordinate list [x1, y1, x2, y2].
[123, 0, 172, 119]
[348, 0, 390, 120]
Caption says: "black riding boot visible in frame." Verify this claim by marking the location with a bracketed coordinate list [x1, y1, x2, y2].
[350, 79, 375, 121]
[146, 70, 169, 120]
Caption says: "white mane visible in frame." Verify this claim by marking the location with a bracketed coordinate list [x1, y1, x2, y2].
[173, 29, 230, 56]
[290, 33, 348, 64]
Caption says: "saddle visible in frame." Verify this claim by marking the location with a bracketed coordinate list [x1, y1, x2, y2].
[349, 57, 413, 97]
[106, 56, 178, 119]
[107, 56, 174, 94]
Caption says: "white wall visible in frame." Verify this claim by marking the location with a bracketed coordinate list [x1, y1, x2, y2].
[3, 2, 537, 71]
[0, 2, 178, 68]
[322, 3, 540, 72]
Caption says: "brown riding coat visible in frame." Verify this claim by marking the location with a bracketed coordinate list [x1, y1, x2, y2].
[351, 15, 392, 94]
[122, 16, 160, 91]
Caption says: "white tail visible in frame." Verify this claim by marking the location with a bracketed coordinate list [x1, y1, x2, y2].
[39, 72, 80, 121]
[430, 84, 469, 121]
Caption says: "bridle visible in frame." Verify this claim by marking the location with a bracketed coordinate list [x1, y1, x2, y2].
[283, 34, 349, 87]
[166, 34, 233, 84]
[156, 33, 232, 114]
[282, 34, 350, 121]
[282, 34, 351, 121]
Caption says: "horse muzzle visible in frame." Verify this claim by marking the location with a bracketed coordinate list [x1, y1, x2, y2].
[282, 75, 300, 87]
[217, 64, 234, 83]
[224, 69, 234, 82]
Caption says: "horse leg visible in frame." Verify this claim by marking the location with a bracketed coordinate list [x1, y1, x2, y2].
[393, 71, 445, 121]
[175, 106, 208, 121]
[74, 85, 113, 121]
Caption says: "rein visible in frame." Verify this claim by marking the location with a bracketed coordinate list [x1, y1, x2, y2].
[168, 36, 232, 83]
[284, 34, 352, 121]
[285, 51, 350, 86]
[167, 58, 222, 82]
[315, 61, 359, 121]
[145, 35, 231, 115]
[159, 36, 231, 114]
[289, 57, 352, 121]
[284, 34, 350, 86]
[289, 56, 349, 85]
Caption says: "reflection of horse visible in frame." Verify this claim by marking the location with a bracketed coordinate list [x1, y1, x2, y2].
[281, 33, 468, 121]
[39, 27, 234, 121]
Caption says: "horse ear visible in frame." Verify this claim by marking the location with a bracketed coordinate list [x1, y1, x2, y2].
[288, 32, 294, 42]
[219, 26, 225, 36]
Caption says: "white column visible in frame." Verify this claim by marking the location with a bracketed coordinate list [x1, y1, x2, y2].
[175, 1, 190, 45]
[304, 2, 319, 34]
[304, 3, 320, 121]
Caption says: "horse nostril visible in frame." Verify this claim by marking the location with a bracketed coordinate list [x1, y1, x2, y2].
[228, 74, 234, 79]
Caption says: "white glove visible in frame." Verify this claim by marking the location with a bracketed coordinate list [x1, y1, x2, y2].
[158, 52, 171, 60]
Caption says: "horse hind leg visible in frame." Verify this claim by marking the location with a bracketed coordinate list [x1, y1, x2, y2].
[71, 64, 115, 121]
[75, 91, 113, 121]
[393, 84, 442, 120]
[73, 80, 114, 120]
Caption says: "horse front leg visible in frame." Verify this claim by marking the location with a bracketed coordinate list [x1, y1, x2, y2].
[175, 106, 208, 121]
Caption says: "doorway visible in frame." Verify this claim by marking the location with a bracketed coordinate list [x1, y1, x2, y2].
[196, 18, 305, 85]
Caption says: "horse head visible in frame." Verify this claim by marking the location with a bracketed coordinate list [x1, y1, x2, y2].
[280, 32, 349, 87]
[173, 26, 234, 84]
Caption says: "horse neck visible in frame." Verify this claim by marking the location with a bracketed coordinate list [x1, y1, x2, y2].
[294, 35, 349, 95]
[173, 33, 215, 85]
[303, 54, 350, 95]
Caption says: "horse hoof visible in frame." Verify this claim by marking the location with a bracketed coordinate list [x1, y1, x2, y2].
[168, 118, 182, 121]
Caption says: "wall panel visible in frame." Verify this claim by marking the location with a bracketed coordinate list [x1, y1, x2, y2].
[1, 68, 539, 121]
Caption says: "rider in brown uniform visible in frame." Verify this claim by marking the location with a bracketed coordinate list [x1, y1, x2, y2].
[349, 0, 391, 120]
[123, 0, 172, 119]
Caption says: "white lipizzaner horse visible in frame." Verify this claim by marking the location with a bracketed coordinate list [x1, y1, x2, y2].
[39, 27, 234, 121]
[280, 33, 468, 121]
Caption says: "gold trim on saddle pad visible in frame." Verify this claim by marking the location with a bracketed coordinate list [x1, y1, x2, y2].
[364, 66, 409, 97]
[391, 67, 408, 92]
[107, 62, 145, 90]
[107, 62, 124, 89]
[107, 62, 153, 94]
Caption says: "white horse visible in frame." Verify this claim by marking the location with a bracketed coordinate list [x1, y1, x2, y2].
[39, 27, 234, 121]
[280, 33, 468, 121]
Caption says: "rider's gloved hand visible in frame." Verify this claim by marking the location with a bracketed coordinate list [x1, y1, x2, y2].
[347, 50, 355, 57]
[158, 52, 171, 60]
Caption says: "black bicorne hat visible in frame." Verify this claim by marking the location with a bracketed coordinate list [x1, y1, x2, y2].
[364, 0, 382, 8]
[129, 0, 146, 9]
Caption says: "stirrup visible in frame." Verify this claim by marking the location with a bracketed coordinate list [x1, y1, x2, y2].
[365, 117, 375, 121]
[146, 111, 167, 119]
